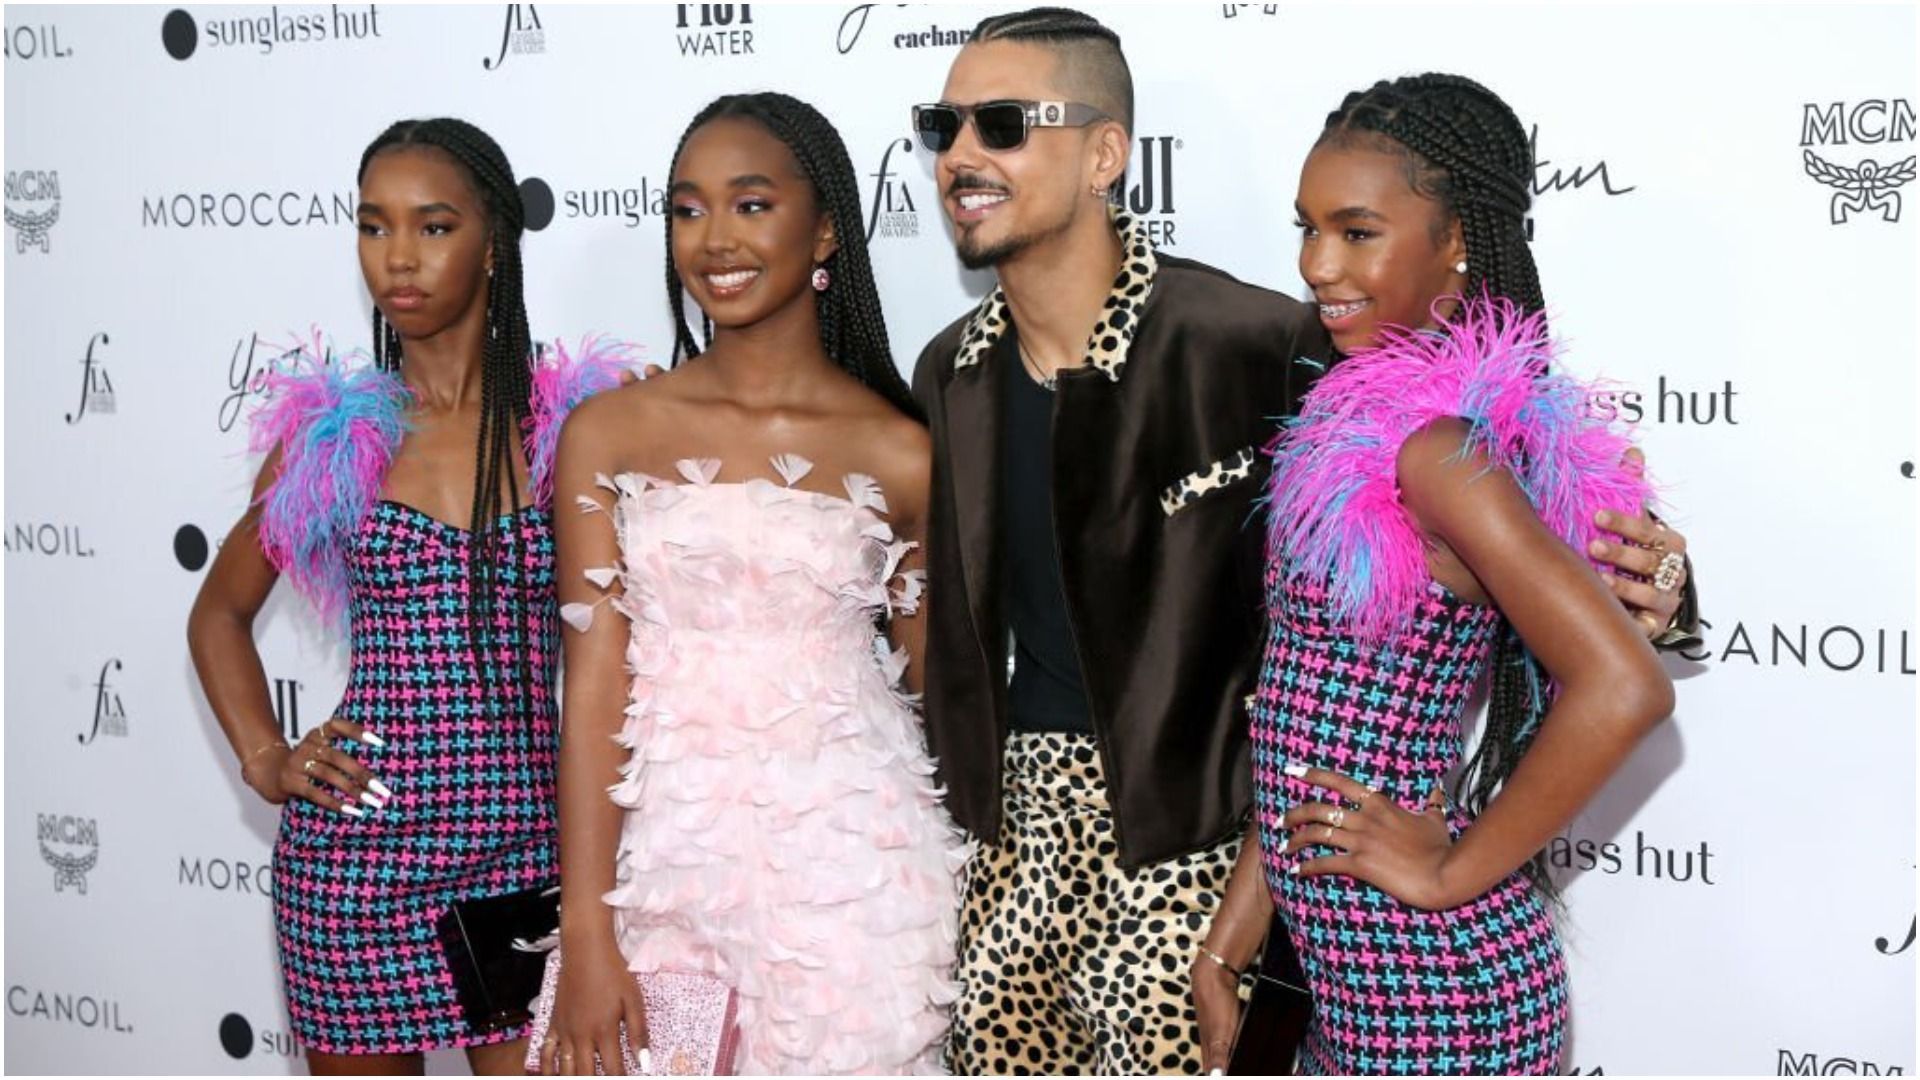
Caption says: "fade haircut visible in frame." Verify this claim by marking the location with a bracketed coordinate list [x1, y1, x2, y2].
[970, 7, 1133, 133]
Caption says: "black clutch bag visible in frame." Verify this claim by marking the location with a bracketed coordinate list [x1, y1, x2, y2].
[434, 882, 561, 1034]
[1227, 920, 1314, 1076]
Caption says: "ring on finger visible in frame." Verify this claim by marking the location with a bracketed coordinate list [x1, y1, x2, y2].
[1653, 550, 1686, 593]
[1329, 807, 1346, 828]
[302, 756, 318, 774]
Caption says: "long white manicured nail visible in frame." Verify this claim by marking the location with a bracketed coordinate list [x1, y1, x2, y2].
[357, 729, 387, 748]
[359, 791, 384, 808]
[638, 1047, 653, 1073]
[1282, 762, 1309, 778]
[340, 803, 365, 818]
[366, 778, 392, 799]
[1210, 1070, 1225, 1077]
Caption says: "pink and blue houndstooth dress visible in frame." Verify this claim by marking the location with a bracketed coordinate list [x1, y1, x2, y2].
[250, 338, 630, 1054]
[1252, 297, 1651, 1074]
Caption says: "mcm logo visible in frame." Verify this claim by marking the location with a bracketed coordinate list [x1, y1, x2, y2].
[4, 168, 60, 252]
[37, 813, 99, 894]
[1802, 151, 1915, 224]
[1800, 99, 1915, 224]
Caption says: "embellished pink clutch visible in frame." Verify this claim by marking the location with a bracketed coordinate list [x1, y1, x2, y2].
[523, 949, 740, 1075]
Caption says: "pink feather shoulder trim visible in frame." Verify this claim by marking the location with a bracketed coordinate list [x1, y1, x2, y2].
[1263, 295, 1653, 645]
[524, 334, 644, 509]
[248, 331, 409, 628]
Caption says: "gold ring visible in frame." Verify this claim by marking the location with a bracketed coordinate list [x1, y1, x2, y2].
[302, 757, 317, 774]
[1329, 808, 1346, 828]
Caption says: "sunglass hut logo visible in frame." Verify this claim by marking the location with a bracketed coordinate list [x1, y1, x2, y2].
[1800, 98, 1915, 224]
[161, 6, 383, 60]
[1110, 136, 1181, 247]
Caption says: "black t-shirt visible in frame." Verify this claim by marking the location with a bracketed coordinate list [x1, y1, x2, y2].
[997, 329, 1094, 734]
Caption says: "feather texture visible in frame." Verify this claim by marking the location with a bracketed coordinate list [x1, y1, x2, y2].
[524, 335, 644, 509]
[249, 334, 410, 628]
[1264, 295, 1653, 645]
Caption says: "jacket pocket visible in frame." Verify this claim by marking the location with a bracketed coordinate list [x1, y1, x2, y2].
[1159, 445, 1258, 517]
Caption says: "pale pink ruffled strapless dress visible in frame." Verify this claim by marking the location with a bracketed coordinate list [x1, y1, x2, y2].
[563, 455, 968, 1075]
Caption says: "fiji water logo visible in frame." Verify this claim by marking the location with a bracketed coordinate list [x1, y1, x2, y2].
[675, 4, 753, 57]
[1800, 98, 1915, 223]
[5, 169, 60, 253]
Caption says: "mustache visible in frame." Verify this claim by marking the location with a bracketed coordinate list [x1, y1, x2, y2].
[947, 173, 1011, 197]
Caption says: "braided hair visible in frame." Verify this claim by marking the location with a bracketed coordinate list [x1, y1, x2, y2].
[357, 117, 536, 713]
[1319, 74, 1560, 897]
[663, 93, 923, 423]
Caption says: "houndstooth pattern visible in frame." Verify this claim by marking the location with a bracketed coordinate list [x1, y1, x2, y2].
[1250, 576, 1568, 1075]
[272, 500, 560, 1055]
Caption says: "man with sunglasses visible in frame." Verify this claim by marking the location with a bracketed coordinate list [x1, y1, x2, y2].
[906, 8, 1329, 1074]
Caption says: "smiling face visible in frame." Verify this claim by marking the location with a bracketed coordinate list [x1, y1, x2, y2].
[1294, 139, 1469, 355]
[355, 147, 494, 341]
[934, 40, 1122, 270]
[668, 116, 836, 334]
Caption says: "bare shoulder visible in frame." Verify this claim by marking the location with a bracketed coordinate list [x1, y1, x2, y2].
[560, 366, 689, 450]
[829, 383, 930, 521]
[1396, 416, 1529, 535]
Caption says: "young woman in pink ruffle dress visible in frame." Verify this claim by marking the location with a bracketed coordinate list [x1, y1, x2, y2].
[533, 93, 965, 1076]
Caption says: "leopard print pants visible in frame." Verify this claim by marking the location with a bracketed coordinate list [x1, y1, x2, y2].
[946, 733, 1242, 1075]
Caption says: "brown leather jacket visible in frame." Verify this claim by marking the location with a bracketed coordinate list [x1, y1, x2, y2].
[910, 216, 1332, 868]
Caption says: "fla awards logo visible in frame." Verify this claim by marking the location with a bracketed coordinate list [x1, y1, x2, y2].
[1800, 98, 1915, 223]
[481, 4, 543, 70]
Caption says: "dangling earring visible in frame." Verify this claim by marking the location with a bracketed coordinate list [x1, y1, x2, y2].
[1454, 259, 1469, 275]
[811, 266, 831, 292]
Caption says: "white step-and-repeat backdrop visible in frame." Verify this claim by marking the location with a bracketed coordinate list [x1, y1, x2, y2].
[5, 3, 1914, 1074]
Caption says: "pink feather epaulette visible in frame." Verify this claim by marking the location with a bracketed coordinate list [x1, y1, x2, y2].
[248, 334, 410, 628]
[1263, 295, 1652, 646]
[524, 334, 643, 510]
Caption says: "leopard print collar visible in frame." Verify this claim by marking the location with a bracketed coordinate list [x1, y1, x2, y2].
[953, 209, 1159, 383]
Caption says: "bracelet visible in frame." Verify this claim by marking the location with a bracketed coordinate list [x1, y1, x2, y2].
[239, 739, 289, 778]
[1196, 944, 1242, 978]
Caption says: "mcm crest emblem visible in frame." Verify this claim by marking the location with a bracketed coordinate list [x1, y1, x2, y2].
[37, 813, 99, 894]
[5, 201, 60, 251]
[41, 839, 98, 893]
[1803, 149, 1916, 223]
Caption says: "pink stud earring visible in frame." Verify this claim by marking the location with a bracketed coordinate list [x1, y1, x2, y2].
[811, 266, 831, 292]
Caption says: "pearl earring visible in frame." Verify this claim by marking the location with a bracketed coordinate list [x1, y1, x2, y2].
[1454, 259, 1468, 275]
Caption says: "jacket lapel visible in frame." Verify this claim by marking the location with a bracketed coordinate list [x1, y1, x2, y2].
[945, 335, 1002, 663]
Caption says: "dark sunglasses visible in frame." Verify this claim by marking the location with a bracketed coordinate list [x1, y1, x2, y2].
[911, 99, 1111, 153]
